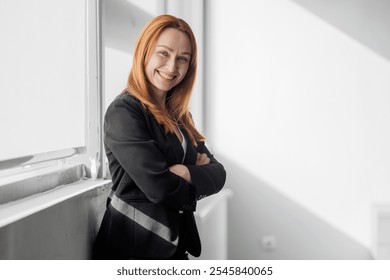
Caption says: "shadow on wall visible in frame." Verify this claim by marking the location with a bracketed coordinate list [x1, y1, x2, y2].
[219, 155, 372, 259]
[291, 0, 390, 62]
[105, 0, 154, 54]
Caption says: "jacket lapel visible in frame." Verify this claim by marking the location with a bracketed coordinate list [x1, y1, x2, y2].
[166, 131, 184, 164]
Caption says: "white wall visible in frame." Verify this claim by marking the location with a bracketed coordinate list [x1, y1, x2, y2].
[205, 0, 390, 259]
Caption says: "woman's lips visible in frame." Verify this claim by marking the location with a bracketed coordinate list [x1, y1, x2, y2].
[157, 70, 176, 80]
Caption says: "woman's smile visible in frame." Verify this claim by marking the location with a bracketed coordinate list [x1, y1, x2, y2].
[157, 70, 176, 80]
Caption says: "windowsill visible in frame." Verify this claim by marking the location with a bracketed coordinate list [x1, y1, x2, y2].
[0, 161, 80, 186]
[0, 178, 111, 228]
[0, 162, 87, 205]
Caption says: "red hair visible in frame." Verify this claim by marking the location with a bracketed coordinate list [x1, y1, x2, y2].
[127, 14, 204, 145]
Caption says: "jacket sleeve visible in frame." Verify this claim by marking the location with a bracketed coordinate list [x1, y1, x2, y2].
[104, 96, 197, 211]
[186, 141, 226, 200]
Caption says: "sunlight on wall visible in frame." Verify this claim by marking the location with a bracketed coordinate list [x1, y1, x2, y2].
[206, 0, 390, 253]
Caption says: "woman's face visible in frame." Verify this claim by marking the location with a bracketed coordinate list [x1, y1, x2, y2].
[145, 28, 191, 98]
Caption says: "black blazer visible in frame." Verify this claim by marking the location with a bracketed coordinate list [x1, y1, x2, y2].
[93, 92, 226, 259]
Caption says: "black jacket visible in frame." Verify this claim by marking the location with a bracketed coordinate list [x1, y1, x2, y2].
[93, 92, 226, 259]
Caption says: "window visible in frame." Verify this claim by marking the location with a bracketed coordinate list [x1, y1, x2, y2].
[0, 0, 104, 196]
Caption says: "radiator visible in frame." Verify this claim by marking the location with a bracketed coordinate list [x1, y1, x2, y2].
[193, 188, 233, 260]
[372, 205, 390, 259]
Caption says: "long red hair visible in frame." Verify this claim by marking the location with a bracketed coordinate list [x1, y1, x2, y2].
[127, 14, 204, 145]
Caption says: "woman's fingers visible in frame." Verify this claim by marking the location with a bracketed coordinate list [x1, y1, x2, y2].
[196, 153, 210, 165]
[197, 152, 201, 162]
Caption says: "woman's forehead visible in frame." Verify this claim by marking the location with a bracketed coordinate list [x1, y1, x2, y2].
[156, 28, 191, 53]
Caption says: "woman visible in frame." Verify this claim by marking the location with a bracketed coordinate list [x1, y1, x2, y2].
[93, 15, 226, 260]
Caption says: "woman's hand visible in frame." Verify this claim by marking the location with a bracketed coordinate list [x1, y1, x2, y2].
[169, 153, 210, 182]
[196, 152, 210, 166]
[169, 164, 191, 183]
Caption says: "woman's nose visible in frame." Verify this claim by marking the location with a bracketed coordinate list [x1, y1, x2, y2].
[165, 57, 177, 72]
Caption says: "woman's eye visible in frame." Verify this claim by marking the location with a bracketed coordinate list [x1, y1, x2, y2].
[178, 56, 189, 63]
[159, 51, 168, 57]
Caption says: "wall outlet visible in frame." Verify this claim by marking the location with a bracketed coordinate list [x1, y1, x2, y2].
[261, 235, 277, 251]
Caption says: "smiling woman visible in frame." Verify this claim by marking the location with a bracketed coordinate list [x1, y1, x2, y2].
[127, 14, 201, 145]
[93, 14, 226, 260]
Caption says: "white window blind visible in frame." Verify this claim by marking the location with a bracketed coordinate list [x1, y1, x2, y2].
[0, 0, 87, 162]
